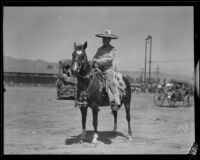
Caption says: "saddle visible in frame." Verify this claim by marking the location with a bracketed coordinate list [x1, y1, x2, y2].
[93, 68, 126, 97]
[76, 68, 126, 107]
[114, 71, 126, 95]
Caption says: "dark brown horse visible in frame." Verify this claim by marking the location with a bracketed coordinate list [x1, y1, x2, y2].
[71, 41, 133, 144]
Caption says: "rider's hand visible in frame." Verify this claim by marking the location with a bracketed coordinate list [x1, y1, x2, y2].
[92, 59, 100, 68]
[93, 62, 99, 68]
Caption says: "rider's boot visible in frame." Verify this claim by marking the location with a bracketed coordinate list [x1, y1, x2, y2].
[114, 93, 121, 105]
[110, 94, 121, 112]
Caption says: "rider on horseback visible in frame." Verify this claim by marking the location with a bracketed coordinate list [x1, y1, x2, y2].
[92, 28, 121, 106]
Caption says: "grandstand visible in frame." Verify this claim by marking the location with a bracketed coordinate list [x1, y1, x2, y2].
[3, 56, 58, 87]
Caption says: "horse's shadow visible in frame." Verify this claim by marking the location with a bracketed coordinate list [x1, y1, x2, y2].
[65, 130, 128, 145]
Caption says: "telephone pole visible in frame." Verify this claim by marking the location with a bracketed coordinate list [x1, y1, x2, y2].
[144, 35, 152, 85]
[156, 64, 159, 84]
[148, 36, 152, 85]
[141, 67, 144, 84]
[144, 35, 152, 84]
[144, 38, 147, 84]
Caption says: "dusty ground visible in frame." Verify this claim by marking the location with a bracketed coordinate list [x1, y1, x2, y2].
[4, 86, 194, 154]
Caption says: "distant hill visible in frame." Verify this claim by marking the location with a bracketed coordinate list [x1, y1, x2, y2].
[120, 70, 193, 84]
[3, 56, 193, 83]
[3, 56, 59, 74]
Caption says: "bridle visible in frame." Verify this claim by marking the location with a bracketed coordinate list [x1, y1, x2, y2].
[71, 54, 90, 79]
[71, 52, 98, 106]
[72, 59, 80, 72]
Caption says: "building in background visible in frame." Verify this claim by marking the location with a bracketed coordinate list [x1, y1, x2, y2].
[3, 56, 58, 87]
[4, 67, 58, 87]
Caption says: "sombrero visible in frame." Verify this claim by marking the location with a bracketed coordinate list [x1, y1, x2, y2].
[95, 28, 118, 39]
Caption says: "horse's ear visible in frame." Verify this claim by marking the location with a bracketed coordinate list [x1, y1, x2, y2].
[74, 42, 76, 49]
[83, 41, 87, 49]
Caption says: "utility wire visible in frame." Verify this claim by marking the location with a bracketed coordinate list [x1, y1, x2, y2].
[152, 59, 193, 63]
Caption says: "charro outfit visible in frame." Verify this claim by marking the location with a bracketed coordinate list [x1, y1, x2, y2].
[93, 29, 120, 105]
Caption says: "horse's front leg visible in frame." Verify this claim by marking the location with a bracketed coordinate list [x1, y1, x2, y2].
[91, 107, 99, 144]
[80, 106, 88, 142]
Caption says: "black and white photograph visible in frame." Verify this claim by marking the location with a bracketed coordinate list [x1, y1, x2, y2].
[2, 6, 198, 155]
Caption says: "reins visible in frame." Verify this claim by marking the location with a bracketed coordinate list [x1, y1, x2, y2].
[78, 69, 102, 98]
[72, 54, 103, 99]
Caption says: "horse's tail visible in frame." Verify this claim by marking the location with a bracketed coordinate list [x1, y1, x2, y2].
[122, 76, 132, 103]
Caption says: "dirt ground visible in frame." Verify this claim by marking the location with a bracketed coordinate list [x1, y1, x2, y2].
[4, 86, 194, 154]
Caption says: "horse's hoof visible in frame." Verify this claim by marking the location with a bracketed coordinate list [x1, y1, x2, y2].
[81, 136, 86, 140]
[127, 135, 133, 141]
[90, 143, 98, 148]
[91, 140, 98, 146]
[91, 133, 98, 144]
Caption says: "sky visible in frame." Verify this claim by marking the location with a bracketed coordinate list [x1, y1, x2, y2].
[3, 7, 194, 77]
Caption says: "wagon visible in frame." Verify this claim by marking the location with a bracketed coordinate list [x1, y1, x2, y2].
[153, 80, 194, 107]
[56, 59, 77, 99]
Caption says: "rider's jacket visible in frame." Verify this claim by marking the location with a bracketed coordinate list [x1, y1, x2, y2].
[93, 44, 116, 72]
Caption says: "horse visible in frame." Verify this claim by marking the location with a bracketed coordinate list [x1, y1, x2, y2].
[70, 41, 133, 144]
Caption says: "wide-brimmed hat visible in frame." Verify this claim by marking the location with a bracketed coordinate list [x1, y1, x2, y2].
[95, 28, 118, 39]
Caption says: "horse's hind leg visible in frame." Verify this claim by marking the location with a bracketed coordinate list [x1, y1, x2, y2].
[124, 102, 133, 139]
[112, 110, 118, 132]
[91, 108, 99, 144]
[80, 107, 88, 141]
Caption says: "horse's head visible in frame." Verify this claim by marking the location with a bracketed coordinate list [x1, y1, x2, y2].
[71, 41, 88, 75]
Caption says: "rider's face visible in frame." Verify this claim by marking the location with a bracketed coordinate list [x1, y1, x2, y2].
[102, 37, 111, 46]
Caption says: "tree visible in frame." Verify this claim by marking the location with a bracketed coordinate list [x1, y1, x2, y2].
[46, 64, 53, 70]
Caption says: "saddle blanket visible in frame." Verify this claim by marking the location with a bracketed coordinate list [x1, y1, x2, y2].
[93, 68, 126, 97]
[101, 71, 126, 97]
[114, 71, 126, 93]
